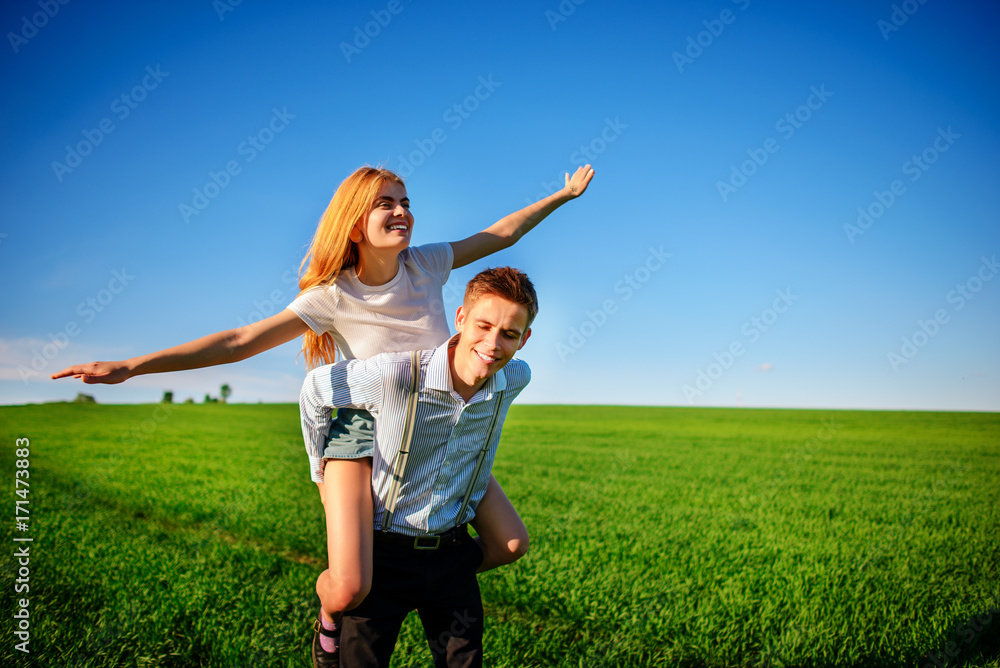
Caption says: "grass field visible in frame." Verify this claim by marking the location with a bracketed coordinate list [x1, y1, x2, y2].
[1, 403, 998, 667]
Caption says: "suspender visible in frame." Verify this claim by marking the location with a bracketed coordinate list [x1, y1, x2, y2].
[381, 350, 421, 532]
[454, 392, 504, 525]
[379, 349, 506, 533]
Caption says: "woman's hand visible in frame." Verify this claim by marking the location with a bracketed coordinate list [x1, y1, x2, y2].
[563, 164, 595, 198]
[51, 361, 132, 384]
[450, 164, 597, 268]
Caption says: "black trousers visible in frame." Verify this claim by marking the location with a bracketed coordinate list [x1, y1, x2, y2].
[339, 528, 485, 668]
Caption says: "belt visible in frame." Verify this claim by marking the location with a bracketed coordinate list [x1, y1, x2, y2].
[374, 524, 469, 551]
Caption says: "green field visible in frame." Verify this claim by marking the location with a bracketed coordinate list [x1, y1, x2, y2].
[1, 403, 998, 667]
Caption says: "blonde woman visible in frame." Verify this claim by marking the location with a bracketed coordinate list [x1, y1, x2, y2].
[53, 163, 595, 663]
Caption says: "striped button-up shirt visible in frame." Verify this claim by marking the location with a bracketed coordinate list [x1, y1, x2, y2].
[300, 337, 530, 536]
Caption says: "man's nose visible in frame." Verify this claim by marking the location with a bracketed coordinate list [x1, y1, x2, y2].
[484, 330, 500, 350]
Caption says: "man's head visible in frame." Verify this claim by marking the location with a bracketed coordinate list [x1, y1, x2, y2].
[450, 267, 537, 394]
[462, 266, 539, 329]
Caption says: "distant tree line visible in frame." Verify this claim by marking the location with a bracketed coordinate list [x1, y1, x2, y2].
[161, 384, 232, 404]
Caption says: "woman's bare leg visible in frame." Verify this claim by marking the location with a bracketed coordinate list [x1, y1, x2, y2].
[470, 474, 529, 573]
[315, 457, 374, 623]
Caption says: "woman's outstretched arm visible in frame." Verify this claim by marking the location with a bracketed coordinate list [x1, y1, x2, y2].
[450, 164, 595, 269]
[50, 308, 309, 384]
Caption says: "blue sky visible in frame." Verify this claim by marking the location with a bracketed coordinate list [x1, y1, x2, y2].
[2, 0, 998, 410]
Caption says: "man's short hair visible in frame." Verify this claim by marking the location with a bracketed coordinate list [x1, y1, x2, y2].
[464, 267, 539, 328]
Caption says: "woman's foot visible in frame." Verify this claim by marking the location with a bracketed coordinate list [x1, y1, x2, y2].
[311, 612, 341, 668]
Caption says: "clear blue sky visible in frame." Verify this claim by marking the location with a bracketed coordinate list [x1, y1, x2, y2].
[2, 0, 998, 410]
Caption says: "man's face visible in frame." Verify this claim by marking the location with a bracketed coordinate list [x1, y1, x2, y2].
[453, 294, 531, 386]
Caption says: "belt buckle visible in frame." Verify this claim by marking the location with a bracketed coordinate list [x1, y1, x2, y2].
[413, 535, 441, 550]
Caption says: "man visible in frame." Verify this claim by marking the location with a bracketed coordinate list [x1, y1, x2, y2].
[299, 266, 538, 667]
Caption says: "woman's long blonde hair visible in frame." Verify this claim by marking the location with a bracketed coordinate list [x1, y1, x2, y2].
[298, 166, 405, 369]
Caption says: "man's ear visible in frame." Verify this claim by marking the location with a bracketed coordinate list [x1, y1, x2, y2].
[454, 304, 466, 332]
[517, 328, 531, 350]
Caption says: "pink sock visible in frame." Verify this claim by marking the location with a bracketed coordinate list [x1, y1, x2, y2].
[320, 616, 340, 653]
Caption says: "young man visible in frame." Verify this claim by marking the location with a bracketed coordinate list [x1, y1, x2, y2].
[299, 266, 538, 668]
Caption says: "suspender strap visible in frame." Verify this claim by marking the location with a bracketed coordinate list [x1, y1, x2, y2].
[381, 349, 421, 532]
[454, 390, 505, 525]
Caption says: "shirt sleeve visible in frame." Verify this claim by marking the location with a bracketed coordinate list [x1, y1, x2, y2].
[287, 285, 336, 336]
[299, 356, 385, 482]
[406, 242, 454, 286]
[503, 359, 531, 399]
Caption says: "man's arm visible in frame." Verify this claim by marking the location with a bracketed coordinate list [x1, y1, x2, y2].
[450, 165, 595, 269]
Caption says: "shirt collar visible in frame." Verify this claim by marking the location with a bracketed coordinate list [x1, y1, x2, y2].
[426, 335, 508, 401]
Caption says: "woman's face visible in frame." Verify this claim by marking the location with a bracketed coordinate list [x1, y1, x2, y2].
[356, 181, 413, 253]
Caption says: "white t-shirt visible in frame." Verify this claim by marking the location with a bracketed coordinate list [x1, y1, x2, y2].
[287, 242, 454, 360]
